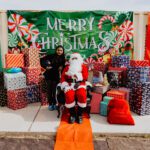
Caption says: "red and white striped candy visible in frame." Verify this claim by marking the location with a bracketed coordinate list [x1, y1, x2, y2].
[8, 14, 28, 37]
[98, 15, 115, 30]
[118, 20, 133, 41]
[23, 23, 39, 42]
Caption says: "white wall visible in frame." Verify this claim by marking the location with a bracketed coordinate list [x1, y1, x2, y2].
[133, 13, 148, 60]
[0, 0, 150, 11]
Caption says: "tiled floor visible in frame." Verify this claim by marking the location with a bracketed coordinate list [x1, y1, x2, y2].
[0, 103, 150, 134]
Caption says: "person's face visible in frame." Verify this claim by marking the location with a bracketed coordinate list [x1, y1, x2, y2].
[56, 47, 64, 56]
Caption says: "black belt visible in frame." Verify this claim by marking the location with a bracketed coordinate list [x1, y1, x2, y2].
[67, 79, 82, 83]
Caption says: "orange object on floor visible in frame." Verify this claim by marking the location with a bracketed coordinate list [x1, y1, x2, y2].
[54, 112, 94, 150]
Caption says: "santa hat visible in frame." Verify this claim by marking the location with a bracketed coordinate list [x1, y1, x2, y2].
[69, 53, 83, 63]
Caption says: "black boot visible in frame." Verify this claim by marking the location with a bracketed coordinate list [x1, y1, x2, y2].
[69, 107, 76, 124]
[76, 106, 84, 124]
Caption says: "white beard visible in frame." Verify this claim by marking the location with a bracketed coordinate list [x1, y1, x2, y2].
[66, 59, 82, 76]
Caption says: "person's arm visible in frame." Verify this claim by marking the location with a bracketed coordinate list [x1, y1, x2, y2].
[82, 64, 88, 81]
[40, 56, 48, 69]
[60, 66, 69, 90]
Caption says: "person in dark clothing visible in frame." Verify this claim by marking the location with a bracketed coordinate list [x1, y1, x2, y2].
[40, 45, 65, 111]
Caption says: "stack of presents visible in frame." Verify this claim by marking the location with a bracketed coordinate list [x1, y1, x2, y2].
[89, 55, 150, 125]
[1, 50, 150, 125]
[0, 48, 48, 110]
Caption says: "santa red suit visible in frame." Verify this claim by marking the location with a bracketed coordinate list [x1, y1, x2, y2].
[60, 53, 88, 109]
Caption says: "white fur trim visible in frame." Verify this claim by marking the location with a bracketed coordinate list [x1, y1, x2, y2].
[85, 81, 92, 87]
[61, 82, 68, 90]
[76, 73, 83, 81]
[64, 86, 72, 93]
[77, 102, 87, 108]
[77, 85, 86, 90]
[65, 101, 75, 108]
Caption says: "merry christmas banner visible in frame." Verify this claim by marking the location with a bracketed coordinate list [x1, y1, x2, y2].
[7, 10, 133, 62]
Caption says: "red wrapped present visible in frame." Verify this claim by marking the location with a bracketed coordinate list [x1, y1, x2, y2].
[130, 60, 149, 67]
[118, 87, 130, 101]
[5, 54, 24, 68]
[107, 90, 127, 99]
[7, 88, 27, 110]
[93, 62, 106, 74]
[23, 67, 41, 85]
[90, 92, 102, 114]
[23, 48, 40, 67]
[40, 92, 48, 106]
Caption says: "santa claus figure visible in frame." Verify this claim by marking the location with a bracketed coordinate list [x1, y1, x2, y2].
[60, 53, 88, 124]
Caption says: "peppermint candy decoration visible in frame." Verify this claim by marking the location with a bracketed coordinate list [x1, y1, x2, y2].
[8, 14, 28, 37]
[118, 20, 133, 41]
[24, 23, 39, 42]
[97, 57, 104, 63]
[113, 40, 124, 49]
[115, 11, 129, 22]
[8, 33, 18, 47]
[98, 15, 115, 30]
[84, 57, 95, 71]
[104, 31, 118, 47]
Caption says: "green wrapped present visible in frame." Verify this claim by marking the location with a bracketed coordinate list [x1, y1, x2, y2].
[103, 96, 114, 103]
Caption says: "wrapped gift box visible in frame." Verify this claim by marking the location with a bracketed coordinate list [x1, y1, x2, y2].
[118, 87, 130, 101]
[27, 84, 40, 103]
[40, 92, 48, 106]
[7, 88, 27, 110]
[100, 101, 109, 116]
[90, 92, 102, 114]
[87, 71, 93, 83]
[112, 55, 130, 67]
[93, 85, 109, 94]
[130, 60, 149, 67]
[108, 67, 127, 86]
[0, 88, 7, 107]
[23, 67, 41, 85]
[92, 71, 104, 84]
[4, 72, 26, 90]
[5, 54, 24, 68]
[129, 82, 150, 115]
[103, 96, 114, 103]
[127, 66, 150, 83]
[100, 96, 113, 116]
[107, 70, 123, 88]
[0, 72, 4, 89]
[23, 48, 40, 67]
[107, 89, 126, 99]
[93, 62, 107, 74]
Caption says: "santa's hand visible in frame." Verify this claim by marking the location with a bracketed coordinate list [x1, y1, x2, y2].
[60, 82, 68, 90]
[75, 73, 83, 82]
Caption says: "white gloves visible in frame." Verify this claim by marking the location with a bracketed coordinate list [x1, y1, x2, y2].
[61, 82, 68, 90]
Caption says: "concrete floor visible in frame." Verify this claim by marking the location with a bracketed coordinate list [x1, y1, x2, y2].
[0, 102, 150, 134]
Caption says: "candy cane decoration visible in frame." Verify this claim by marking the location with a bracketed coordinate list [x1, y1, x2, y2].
[98, 15, 115, 30]
[84, 57, 95, 71]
